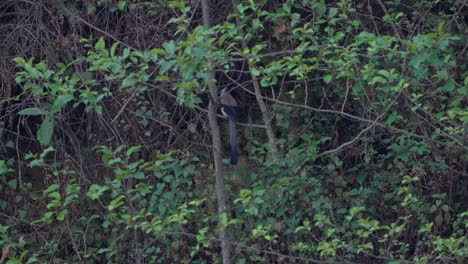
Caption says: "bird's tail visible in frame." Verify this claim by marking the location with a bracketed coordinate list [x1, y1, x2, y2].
[229, 119, 238, 165]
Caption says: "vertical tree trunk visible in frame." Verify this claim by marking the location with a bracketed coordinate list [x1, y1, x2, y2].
[200, 0, 232, 263]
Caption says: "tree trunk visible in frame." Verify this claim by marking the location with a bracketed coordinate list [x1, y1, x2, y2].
[200, 0, 232, 263]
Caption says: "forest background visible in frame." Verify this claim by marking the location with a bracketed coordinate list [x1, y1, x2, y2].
[0, 0, 467, 263]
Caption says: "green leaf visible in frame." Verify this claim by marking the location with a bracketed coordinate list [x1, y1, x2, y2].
[7, 179, 17, 190]
[5, 141, 15, 149]
[108, 195, 125, 211]
[349, 206, 365, 218]
[440, 81, 454, 93]
[87, 184, 109, 200]
[37, 116, 54, 146]
[12, 57, 26, 67]
[0, 160, 13, 175]
[15, 195, 22, 203]
[328, 8, 338, 18]
[219, 212, 228, 227]
[163, 40, 176, 56]
[56, 209, 68, 221]
[110, 42, 119, 57]
[5, 258, 22, 264]
[40, 146, 56, 159]
[251, 67, 261, 76]
[95, 37, 105, 51]
[46, 200, 61, 209]
[86, 2, 96, 15]
[122, 48, 130, 59]
[50, 94, 74, 114]
[323, 75, 332, 84]
[19, 210, 27, 219]
[118, 0, 126, 10]
[47, 191, 61, 200]
[252, 18, 261, 30]
[44, 184, 60, 194]
[355, 31, 375, 45]
[126, 145, 141, 157]
[149, 48, 165, 55]
[134, 172, 145, 179]
[18, 108, 46, 116]
[148, 48, 165, 61]
[159, 60, 176, 74]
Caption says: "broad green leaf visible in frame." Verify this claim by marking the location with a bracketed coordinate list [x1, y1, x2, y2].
[18, 108, 46, 116]
[328, 8, 338, 18]
[46, 200, 61, 209]
[19, 210, 27, 219]
[323, 74, 332, 84]
[148, 48, 165, 61]
[162, 41, 176, 56]
[7, 179, 17, 190]
[47, 191, 61, 200]
[12, 57, 26, 67]
[0, 160, 13, 175]
[87, 184, 109, 200]
[126, 145, 142, 157]
[134, 172, 145, 179]
[149, 48, 165, 55]
[56, 209, 68, 221]
[110, 42, 119, 57]
[355, 31, 375, 45]
[5, 258, 22, 264]
[122, 48, 130, 59]
[95, 37, 105, 50]
[251, 67, 261, 76]
[37, 116, 54, 146]
[44, 184, 60, 194]
[118, 0, 126, 10]
[14, 195, 22, 203]
[108, 195, 125, 211]
[159, 60, 176, 74]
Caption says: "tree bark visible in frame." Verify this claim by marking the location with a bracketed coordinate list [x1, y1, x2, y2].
[200, 0, 231, 263]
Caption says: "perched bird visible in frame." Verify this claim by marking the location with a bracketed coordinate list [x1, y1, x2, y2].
[219, 87, 240, 165]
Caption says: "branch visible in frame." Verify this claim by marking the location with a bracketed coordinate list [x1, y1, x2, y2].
[376, 0, 402, 40]
[58, 2, 139, 51]
[224, 74, 467, 150]
[231, 0, 280, 163]
[317, 103, 389, 158]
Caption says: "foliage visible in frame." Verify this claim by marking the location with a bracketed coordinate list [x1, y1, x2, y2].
[0, 0, 466, 263]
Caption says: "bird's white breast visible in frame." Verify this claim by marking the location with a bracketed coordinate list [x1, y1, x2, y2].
[221, 107, 228, 117]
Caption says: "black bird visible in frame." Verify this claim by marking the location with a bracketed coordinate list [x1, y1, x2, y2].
[219, 87, 240, 165]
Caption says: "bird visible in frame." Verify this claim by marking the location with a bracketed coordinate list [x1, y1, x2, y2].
[219, 87, 240, 165]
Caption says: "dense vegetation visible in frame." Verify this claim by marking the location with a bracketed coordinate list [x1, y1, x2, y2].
[0, 0, 467, 263]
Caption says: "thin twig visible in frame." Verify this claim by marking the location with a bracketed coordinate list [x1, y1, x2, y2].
[58, 2, 139, 51]
[65, 217, 83, 263]
[317, 110, 385, 158]
[111, 88, 138, 123]
[376, 0, 402, 40]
